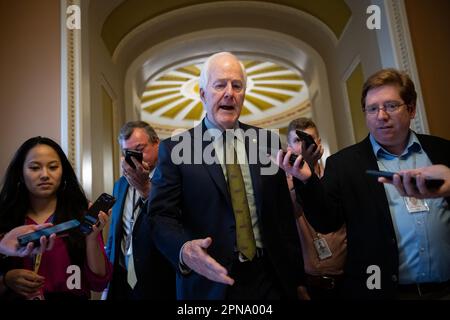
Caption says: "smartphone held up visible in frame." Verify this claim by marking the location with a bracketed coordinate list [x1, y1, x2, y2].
[125, 150, 143, 169]
[79, 193, 116, 235]
[17, 193, 116, 247]
[366, 170, 445, 189]
[17, 220, 80, 247]
[296, 130, 317, 152]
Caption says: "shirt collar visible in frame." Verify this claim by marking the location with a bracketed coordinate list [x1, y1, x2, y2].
[204, 115, 222, 141]
[370, 131, 423, 160]
[204, 115, 243, 143]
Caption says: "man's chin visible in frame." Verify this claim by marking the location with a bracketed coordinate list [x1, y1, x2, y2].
[373, 131, 395, 142]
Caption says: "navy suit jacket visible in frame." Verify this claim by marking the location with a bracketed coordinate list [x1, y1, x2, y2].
[106, 176, 175, 299]
[295, 133, 450, 299]
[147, 120, 304, 299]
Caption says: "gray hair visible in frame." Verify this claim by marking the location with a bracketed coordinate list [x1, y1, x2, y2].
[198, 52, 247, 91]
[118, 121, 159, 149]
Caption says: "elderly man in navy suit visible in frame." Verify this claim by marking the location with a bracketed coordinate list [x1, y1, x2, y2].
[147, 52, 305, 300]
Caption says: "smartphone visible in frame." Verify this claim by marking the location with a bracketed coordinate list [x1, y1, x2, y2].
[296, 130, 317, 152]
[17, 219, 80, 247]
[79, 193, 116, 235]
[125, 150, 143, 169]
[282, 151, 305, 167]
[366, 170, 445, 189]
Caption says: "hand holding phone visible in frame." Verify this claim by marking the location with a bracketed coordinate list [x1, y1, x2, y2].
[125, 150, 144, 169]
[296, 130, 317, 152]
[125, 150, 143, 169]
[282, 150, 305, 167]
[366, 170, 445, 189]
[79, 193, 116, 235]
[17, 220, 80, 247]
[277, 149, 312, 182]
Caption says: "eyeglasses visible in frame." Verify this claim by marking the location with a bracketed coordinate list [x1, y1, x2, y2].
[364, 102, 407, 115]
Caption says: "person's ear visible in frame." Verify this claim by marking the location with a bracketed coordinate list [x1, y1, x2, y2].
[200, 88, 206, 103]
[408, 104, 417, 119]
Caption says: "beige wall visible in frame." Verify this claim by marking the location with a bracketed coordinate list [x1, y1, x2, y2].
[405, 0, 450, 140]
[0, 0, 61, 178]
[86, 0, 125, 199]
[345, 63, 368, 143]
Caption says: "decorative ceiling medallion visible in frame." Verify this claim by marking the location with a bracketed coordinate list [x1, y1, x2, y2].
[141, 59, 310, 130]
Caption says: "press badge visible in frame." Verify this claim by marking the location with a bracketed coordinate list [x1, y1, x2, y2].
[313, 237, 332, 260]
[404, 197, 429, 213]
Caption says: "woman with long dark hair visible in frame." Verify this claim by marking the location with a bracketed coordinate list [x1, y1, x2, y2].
[0, 136, 112, 300]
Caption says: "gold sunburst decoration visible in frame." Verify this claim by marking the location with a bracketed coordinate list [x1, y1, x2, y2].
[141, 59, 310, 130]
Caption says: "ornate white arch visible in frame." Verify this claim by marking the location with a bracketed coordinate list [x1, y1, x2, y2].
[124, 28, 337, 156]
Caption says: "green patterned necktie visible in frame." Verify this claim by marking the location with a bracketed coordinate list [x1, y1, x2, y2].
[224, 135, 256, 261]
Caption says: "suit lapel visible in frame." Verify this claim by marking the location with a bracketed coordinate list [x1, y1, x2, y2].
[356, 136, 396, 232]
[114, 177, 129, 249]
[196, 121, 232, 206]
[107, 176, 129, 272]
[417, 134, 449, 165]
[240, 123, 263, 214]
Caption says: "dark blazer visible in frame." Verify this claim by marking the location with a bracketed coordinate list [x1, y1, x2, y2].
[106, 176, 175, 299]
[147, 120, 304, 299]
[294, 133, 450, 299]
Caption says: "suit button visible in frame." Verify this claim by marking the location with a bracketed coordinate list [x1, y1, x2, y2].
[391, 275, 398, 282]
[392, 238, 396, 244]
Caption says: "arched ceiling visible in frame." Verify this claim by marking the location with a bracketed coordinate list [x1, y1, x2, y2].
[101, 0, 351, 56]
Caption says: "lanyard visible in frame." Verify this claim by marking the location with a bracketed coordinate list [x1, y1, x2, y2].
[125, 189, 143, 253]
[129, 189, 143, 230]
[33, 253, 42, 273]
[31, 217, 54, 274]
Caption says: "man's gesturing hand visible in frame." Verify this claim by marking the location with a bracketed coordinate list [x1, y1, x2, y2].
[182, 237, 234, 285]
